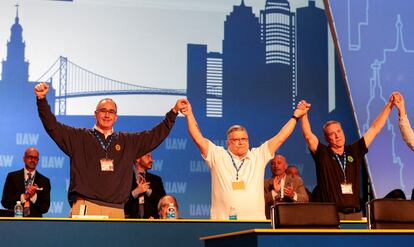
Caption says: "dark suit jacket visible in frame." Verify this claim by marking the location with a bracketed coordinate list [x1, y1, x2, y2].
[264, 174, 309, 219]
[1, 169, 51, 217]
[124, 172, 166, 219]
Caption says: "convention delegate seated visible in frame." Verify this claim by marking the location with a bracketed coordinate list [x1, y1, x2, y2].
[34, 82, 187, 218]
[124, 152, 166, 219]
[286, 164, 313, 201]
[1, 148, 51, 217]
[264, 154, 309, 219]
[158, 195, 179, 219]
[299, 97, 393, 220]
[180, 99, 309, 220]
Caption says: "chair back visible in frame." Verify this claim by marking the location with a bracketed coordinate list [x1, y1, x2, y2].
[271, 203, 339, 229]
[367, 199, 414, 229]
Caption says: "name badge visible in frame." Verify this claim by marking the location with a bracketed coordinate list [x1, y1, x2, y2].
[232, 180, 245, 190]
[139, 196, 145, 205]
[100, 159, 114, 172]
[341, 183, 353, 194]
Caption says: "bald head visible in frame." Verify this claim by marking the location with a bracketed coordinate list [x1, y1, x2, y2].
[270, 154, 288, 177]
[23, 147, 40, 172]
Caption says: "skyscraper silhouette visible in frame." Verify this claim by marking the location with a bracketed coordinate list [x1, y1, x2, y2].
[260, 0, 295, 114]
[296, 0, 328, 118]
[0, 5, 55, 118]
[187, 44, 223, 119]
[222, 0, 265, 120]
[187, 44, 207, 119]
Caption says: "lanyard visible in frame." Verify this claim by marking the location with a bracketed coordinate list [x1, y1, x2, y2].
[227, 151, 245, 180]
[334, 151, 347, 182]
[93, 129, 114, 158]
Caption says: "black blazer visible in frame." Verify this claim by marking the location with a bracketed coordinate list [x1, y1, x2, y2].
[124, 172, 166, 219]
[1, 169, 51, 217]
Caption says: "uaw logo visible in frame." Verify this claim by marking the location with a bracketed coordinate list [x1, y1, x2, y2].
[189, 204, 210, 216]
[41, 156, 65, 169]
[189, 160, 209, 173]
[0, 154, 13, 167]
[16, 133, 39, 145]
[165, 138, 187, 150]
[165, 181, 187, 194]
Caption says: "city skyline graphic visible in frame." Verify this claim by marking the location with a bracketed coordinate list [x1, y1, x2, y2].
[0, 0, 358, 218]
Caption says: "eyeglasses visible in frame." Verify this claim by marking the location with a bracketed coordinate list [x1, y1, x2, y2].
[25, 155, 39, 161]
[229, 138, 248, 144]
[96, 108, 117, 115]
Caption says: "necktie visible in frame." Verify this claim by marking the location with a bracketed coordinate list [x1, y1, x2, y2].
[138, 173, 145, 218]
[24, 173, 32, 217]
[25, 173, 32, 190]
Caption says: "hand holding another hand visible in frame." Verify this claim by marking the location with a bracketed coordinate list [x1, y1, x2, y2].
[293, 100, 311, 119]
[173, 98, 189, 114]
[391, 92, 406, 116]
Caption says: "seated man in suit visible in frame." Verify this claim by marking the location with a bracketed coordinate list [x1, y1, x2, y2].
[1, 147, 51, 217]
[158, 195, 179, 219]
[124, 152, 166, 218]
[287, 165, 312, 201]
[264, 154, 308, 219]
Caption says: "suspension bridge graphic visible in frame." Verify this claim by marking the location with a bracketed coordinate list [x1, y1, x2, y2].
[36, 56, 187, 115]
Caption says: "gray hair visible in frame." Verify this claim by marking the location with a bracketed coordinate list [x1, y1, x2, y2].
[226, 125, 247, 137]
[158, 195, 179, 218]
[322, 120, 342, 134]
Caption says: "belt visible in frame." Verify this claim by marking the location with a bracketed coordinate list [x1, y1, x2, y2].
[339, 207, 360, 214]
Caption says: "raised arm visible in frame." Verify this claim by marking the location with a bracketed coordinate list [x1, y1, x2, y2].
[34, 82, 75, 155]
[299, 100, 319, 153]
[267, 100, 310, 154]
[133, 99, 188, 158]
[363, 95, 393, 147]
[181, 100, 209, 157]
[393, 92, 414, 150]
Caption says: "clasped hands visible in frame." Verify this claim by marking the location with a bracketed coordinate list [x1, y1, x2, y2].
[24, 184, 39, 201]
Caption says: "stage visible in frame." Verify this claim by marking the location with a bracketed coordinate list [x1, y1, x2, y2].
[201, 229, 414, 247]
[0, 218, 367, 246]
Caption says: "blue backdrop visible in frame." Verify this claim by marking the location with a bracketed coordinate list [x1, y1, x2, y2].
[0, 0, 359, 218]
[327, 0, 414, 198]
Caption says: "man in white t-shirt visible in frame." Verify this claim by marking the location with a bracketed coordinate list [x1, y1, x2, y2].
[181, 99, 309, 220]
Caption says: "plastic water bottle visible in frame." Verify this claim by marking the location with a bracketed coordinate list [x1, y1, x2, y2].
[167, 203, 176, 219]
[229, 206, 237, 220]
[14, 201, 23, 217]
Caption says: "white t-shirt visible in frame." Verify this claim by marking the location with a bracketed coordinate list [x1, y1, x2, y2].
[204, 140, 273, 220]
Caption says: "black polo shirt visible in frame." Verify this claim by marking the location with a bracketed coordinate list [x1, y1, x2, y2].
[311, 137, 367, 209]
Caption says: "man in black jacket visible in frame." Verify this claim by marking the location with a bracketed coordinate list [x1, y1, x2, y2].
[125, 152, 166, 218]
[1, 148, 51, 217]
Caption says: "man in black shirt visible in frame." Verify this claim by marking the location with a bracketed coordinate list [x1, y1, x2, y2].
[299, 98, 393, 219]
[34, 82, 187, 218]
